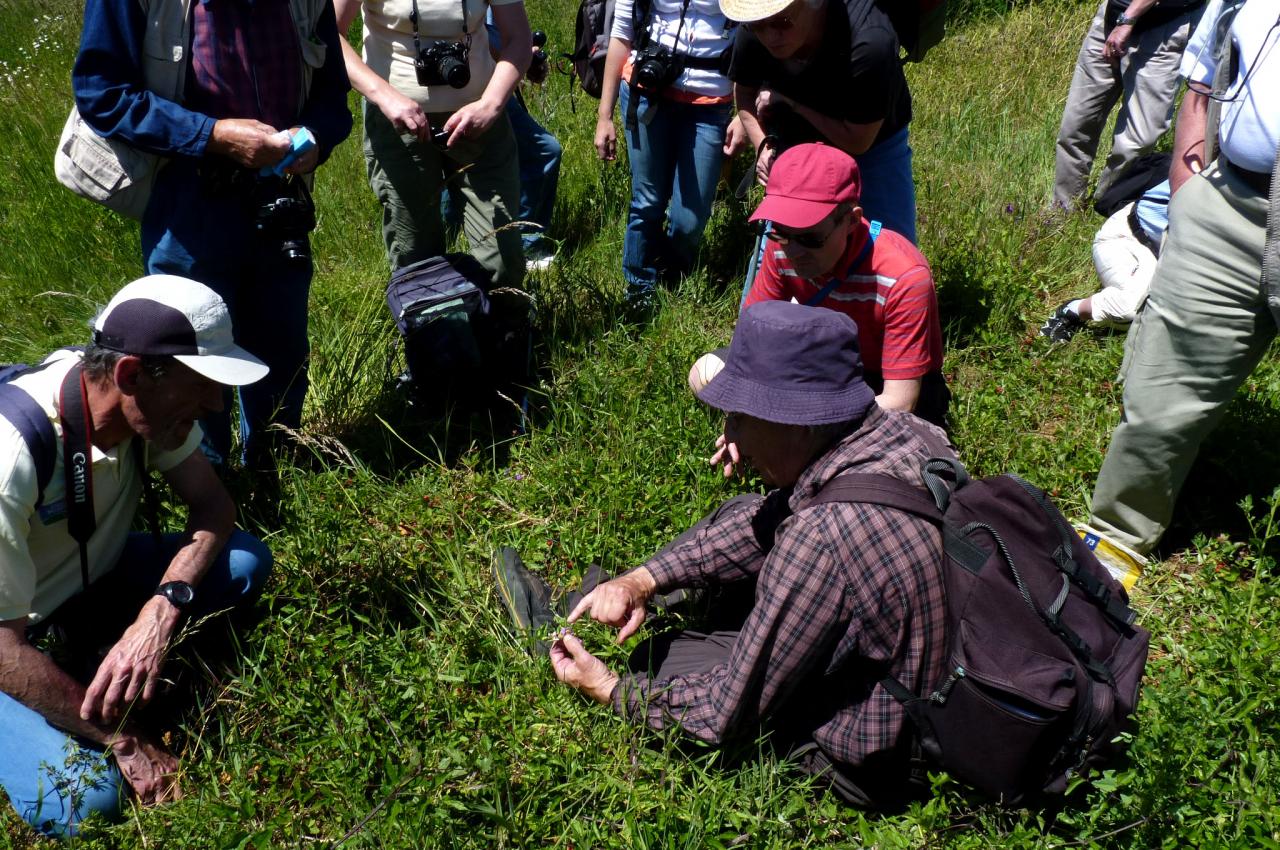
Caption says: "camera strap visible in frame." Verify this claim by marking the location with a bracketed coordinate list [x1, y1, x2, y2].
[410, 0, 472, 60]
[57, 361, 165, 593]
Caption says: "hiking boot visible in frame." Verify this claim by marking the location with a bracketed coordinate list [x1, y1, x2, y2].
[1074, 523, 1148, 592]
[1039, 302, 1085, 343]
[491, 547, 557, 652]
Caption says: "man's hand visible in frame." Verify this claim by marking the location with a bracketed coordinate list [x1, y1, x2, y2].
[723, 115, 748, 157]
[754, 87, 792, 120]
[81, 597, 177, 725]
[444, 99, 503, 145]
[549, 631, 620, 704]
[208, 118, 292, 169]
[755, 144, 777, 186]
[111, 732, 182, 805]
[284, 127, 319, 175]
[595, 115, 618, 161]
[1103, 24, 1133, 64]
[710, 433, 741, 479]
[567, 567, 657, 644]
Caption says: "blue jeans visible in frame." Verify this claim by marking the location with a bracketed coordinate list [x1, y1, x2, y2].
[619, 82, 732, 300]
[0, 530, 271, 838]
[442, 94, 563, 253]
[854, 127, 917, 245]
[142, 160, 314, 467]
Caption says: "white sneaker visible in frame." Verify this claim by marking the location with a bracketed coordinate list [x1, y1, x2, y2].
[524, 240, 557, 272]
[1074, 523, 1149, 592]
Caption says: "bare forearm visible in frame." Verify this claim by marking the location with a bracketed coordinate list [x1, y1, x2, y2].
[734, 84, 765, 148]
[598, 38, 632, 119]
[787, 101, 879, 156]
[1171, 88, 1209, 193]
[340, 39, 400, 106]
[0, 639, 129, 746]
[1120, 0, 1159, 19]
[876, 378, 923, 414]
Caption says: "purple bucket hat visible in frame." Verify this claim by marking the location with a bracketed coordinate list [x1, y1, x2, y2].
[696, 301, 875, 425]
[696, 302, 875, 427]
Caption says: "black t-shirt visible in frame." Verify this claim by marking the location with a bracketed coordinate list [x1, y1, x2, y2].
[1104, 0, 1205, 34]
[728, 0, 910, 149]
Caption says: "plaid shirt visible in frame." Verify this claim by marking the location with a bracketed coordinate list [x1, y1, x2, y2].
[613, 408, 950, 770]
[189, 0, 303, 132]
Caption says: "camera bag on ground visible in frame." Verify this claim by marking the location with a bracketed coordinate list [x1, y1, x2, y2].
[385, 253, 534, 412]
[803, 449, 1150, 805]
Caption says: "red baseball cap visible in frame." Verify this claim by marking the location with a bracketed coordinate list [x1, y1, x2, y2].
[749, 144, 862, 230]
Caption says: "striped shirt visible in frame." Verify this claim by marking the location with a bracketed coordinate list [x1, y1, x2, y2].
[613, 408, 950, 772]
[744, 221, 944, 380]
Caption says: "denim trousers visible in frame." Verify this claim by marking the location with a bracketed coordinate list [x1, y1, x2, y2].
[619, 82, 732, 299]
[0, 530, 271, 838]
[442, 94, 563, 252]
[853, 126, 917, 246]
[142, 160, 313, 467]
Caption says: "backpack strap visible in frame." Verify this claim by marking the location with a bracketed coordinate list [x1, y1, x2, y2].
[0, 382, 56, 510]
[1011, 476, 1138, 634]
[804, 222, 881, 309]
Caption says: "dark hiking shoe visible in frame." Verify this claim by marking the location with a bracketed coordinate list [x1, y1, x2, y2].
[1039, 301, 1085, 343]
[492, 547, 557, 652]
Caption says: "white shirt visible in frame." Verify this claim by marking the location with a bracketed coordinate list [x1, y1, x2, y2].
[361, 0, 524, 113]
[612, 0, 734, 97]
[1181, 0, 1280, 172]
[0, 351, 201, 623]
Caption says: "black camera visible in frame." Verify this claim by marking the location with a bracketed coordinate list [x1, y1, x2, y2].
[632, 44, 682, 93]
[416, 38, 471, 88]
[254, 177, 316, 265]
[528, 30, 550, 85]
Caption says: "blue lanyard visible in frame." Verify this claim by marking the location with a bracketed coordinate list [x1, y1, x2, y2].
[804, 220, 881, 308]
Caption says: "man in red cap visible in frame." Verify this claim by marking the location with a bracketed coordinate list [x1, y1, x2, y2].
[691, 143, 947, 436]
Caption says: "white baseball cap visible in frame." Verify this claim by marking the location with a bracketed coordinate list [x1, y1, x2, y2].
[91, 275, 269, 386]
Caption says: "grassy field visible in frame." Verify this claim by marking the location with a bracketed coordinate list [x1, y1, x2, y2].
[4, 0, 1280, 846]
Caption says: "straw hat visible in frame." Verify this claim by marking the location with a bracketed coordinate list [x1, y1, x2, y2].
[719, 0, 794, 24]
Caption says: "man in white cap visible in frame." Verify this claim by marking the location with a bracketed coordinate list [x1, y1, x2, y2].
[0, 276, 273, 837]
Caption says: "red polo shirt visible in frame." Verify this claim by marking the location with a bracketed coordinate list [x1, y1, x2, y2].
[744, 222, 944, 380]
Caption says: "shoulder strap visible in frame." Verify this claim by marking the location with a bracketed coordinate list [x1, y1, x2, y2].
[804, 221, 880, 308]
[58, 362, 97, 592]
[0, 382, 57, 510]
[805, 471, 942, 523]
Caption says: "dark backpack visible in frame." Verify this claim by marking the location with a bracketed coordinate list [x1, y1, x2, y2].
[1093, 152, 1172, 218]
[877, 0, 947, 62]
[0, 362, 58, 510]
[567, 0, 622, 98]
[807, 457, 1150, 805]
[385, 254, 534, 412]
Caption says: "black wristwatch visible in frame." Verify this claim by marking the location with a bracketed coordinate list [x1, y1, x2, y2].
[156, 581, 196, 611]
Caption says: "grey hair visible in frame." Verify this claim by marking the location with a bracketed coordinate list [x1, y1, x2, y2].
[81, 342, 173, 385]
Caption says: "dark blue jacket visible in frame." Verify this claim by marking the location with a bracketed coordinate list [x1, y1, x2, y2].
[71, 0, 353, 164]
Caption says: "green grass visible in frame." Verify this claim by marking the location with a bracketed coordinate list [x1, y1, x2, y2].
[4, 0, 1280, 846]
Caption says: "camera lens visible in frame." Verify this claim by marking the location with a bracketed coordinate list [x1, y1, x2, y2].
[532, 30, 547, 48]
[441, 55, 470, 88]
